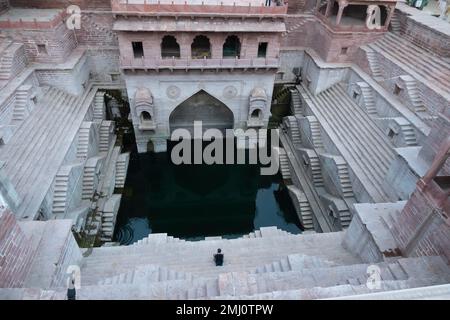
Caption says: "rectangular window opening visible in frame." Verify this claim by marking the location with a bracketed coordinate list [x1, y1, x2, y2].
[37, 44, 47, 55]
[257, 42, 268, 58]
[132, 41, 144, 59]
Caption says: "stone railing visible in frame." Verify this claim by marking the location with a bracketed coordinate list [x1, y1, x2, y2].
[316, 13, 388, 33]
[111, 0, 288, 15]
[120, 56, 280, 70]
[0, 10, 66, 29]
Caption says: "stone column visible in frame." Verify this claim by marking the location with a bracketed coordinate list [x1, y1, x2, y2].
[384, 5, 396, 28]
[325, 0, 335, 17]
[180, 33, 192, 59]
[335, 0, 348, 26]
[211, 34, 223, 60]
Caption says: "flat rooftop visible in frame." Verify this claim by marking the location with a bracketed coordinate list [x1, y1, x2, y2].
[0, 8, 63, 22]
[119, 0, 278, 6]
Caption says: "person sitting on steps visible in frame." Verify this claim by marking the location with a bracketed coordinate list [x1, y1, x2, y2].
[213, 248, 224, 266]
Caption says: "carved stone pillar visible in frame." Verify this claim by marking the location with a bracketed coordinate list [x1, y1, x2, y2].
[335, 1, 348, 26]
[325, 0, 335, 17]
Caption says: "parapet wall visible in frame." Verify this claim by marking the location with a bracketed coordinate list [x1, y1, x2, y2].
[394, 4, 450, 58]
[0, 207, 35, 288]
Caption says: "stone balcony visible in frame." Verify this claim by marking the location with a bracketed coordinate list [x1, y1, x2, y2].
[111, 0, 288, 17]
[120, 56, 280, 71]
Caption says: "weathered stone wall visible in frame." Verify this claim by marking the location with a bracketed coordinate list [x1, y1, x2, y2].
[35, 54, 90, 96]
[418, 114, 450, 175]
[1, 22, 77, 64]
[282, 18, 385, 63]
[76, 12, 118, 47]
[395, 8, 450, 58]
[0, 207, 34, 288]
[390, 187, 450, 264]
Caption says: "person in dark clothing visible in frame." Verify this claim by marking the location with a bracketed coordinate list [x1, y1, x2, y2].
[67, 278, 76, 300]
[213, 248, 224, 266]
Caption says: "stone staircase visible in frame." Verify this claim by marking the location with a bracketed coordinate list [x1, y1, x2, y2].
[115, 152, 130, 189]
[283, 15, 316, 37]
[0, 86, 98, 220]
[99, 121, 113, 153]
[73, 230, 450, 299]
[290, 88, 303, 115]
[309, 153, 324, 187]
[11, 86, 29, 123]
[365, 49, 383, 80]
[298, 83, 396, 202]
[359, 84, 378, 116]
[52, 166, 71, 216]
[403, 77, 427, 113]
[389, 15, 401, 33]
[370, 33, 450, 94]
[278, 147, 291, 180]
[399, 122, 417, 146]
[286, 116, 301, 146]
[80, 228, 360, 285]
[76, 122, 91, 159]
[93, 91, 105, 121]
[0, 44, 15, 81]
[287, 185, 314, 230]
[308, 116, 324, 150]
[82, 157, 100, 200]
[337, 162, 354, 198]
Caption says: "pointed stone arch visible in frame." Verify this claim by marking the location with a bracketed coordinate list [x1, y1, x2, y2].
[169, 90, 234, 135]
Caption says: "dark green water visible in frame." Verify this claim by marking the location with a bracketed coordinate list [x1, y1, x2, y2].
[114, 144, 302, 245]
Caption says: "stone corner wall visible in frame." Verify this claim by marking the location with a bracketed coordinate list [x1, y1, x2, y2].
[0, 207, 35, 288]
[395, 8, 450, 58]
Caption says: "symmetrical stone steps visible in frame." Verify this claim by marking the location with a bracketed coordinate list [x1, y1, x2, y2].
[79, 255, 450, 300]
[359, 85, 378, 116]
[99, 121, 113, 153]
[115, 152, 130, 188]
[370, 33, 450, 93]
[283, 15, 316, 37]
[287, 186, 314, 230]
[0, 43, 20, 81]
[82, 165, 96, 200]
[81, 229, 360, 283]
[337, 163, 354, 198]
[93, 91, 105, 121]
[403, 77, 427, 113]
[309, 153, 324, 187]
[11, 86, 29, 123]
[389, 15, 401, 33]
[0, 85, 98, 219]
[286, 116, 301, 146]
[299, 83, 395, 202]
[52, 167, 71, 215]
[308, 116, 324, 150]
[76, 122, 91, 159]
[365, 50, 383, 80]
[290, 88, 303, 115]
[278, 147, 291, 180]
[96, 264, 194, 286]
[339, 210, 352, 228]
[215, 256, 450, 298]
[400, 123, 417, 146]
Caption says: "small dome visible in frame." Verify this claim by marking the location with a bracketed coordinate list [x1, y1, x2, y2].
[250, 87, 267, 99]
[135, 87, 153, 105]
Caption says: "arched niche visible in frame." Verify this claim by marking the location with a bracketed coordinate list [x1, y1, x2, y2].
[247, 87, 267, 128]
[134, 87, 156, 131]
